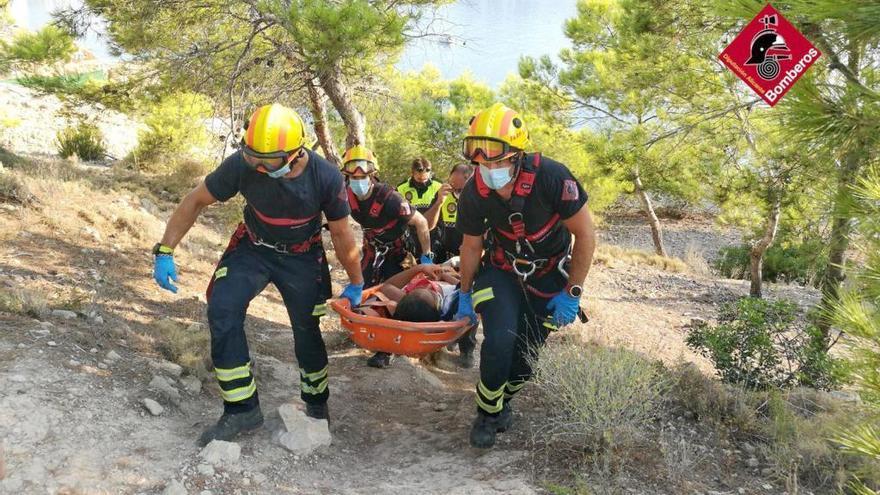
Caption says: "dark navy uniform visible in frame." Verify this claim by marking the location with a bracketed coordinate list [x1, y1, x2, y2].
[349, 182, 415, 286]
[457, 153, 588, 415]
[203, 149, 349, 413]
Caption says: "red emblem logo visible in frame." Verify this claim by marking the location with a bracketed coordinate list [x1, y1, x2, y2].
[719, 4, 820, 106]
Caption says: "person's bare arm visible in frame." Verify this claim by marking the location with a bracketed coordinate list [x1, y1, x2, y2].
[327, 217, 364, 286]
[159, 181, 218, 248]
[407, 211, 432, 255]
[458, 234, 483, 293]
[561, 204, 597, 288]
[423, 183, 451, 230]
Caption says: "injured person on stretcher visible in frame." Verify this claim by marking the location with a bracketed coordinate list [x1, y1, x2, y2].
[357, 261, 461, 323]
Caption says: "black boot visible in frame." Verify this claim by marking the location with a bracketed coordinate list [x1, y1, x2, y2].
[469, 403, 512, 449]
[367, 351, 394, 368]
[198, 406, 264, 446]
[305, 402, 329, 420]
[497, 402, 513, 432]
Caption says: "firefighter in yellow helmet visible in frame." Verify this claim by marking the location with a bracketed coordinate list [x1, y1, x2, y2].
[453, 103, 597, 448]
[151, 103, 365, 445]
[341, 144, 434, 368]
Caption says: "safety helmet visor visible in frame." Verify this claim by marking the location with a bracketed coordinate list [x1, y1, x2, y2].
[342, 159, 377, 176]
[462, 137, 516, 162]
[242, 145, 300, 172]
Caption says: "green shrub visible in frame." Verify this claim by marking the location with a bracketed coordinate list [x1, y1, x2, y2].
[686, 297, 843, 390]
[0, 287, 48, 317]
[665, 362, 762, 436]
[0, 170, 34, 204]
[56, 121, 106, 161]
[16, 71, 106, 96]
[714, 242, 828, 286]
[829, 170, 880, 494]
[531, 341, 665, 448]
[130, 92, 212, 167]
[0, 25, 75, 71]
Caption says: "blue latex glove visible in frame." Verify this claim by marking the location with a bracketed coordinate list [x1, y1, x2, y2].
[153, 254, 178, 293]
[546, 291, 580, 327]
[340, 283, 364, 307]
[454, 290, 477, 325]
[419, 254, 434, 265]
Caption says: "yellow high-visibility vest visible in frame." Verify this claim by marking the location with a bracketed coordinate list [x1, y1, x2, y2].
[396, 179, 442, 212]
[439, 192, 458, 226]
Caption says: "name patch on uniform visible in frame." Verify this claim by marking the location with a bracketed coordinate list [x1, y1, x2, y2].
[561, 180, 579, 201]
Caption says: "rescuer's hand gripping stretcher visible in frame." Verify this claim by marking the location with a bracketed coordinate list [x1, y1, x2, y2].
[329, 260, 472, 357]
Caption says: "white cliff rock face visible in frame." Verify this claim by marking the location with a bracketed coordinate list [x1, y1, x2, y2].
[0, 82, 144, 160]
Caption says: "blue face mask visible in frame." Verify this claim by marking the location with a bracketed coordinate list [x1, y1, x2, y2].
[265, 163, 291, 179]
[478, 165, 513, 190]
[349, 178, 372, 198]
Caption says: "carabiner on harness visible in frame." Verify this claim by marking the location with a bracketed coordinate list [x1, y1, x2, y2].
[372, 243, 391, 272]
[557, 254, 571, 279]
[251, 237, 289, 254]
[507, 212, 534, 254]
[511, 258, 537, 281]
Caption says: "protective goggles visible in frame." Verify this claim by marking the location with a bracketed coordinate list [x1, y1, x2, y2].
[462, 137, 519, 162]
[342, 159, 377, 176]
[242, 145, 302, 172]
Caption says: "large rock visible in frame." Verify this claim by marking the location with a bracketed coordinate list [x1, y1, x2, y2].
[148, 375, 181, 402]
[141, 398, 164, 416]
[198, 440, 241, 466]
[50, 309, 78, 320]
[180, 375, 202, 395]
[397, 357, 444, 389]
[276, 403, 331, 454]
[149, 359, 184, 378]
[162, 480, 187, 495]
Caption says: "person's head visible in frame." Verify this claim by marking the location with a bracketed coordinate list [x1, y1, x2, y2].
[395, 288, 441, 322]
[410, 157, 433, 185]
[342, 145, 379, 198]
[462, 103, 530, 190]
[448, 163, 474, 192]
[241, 103, 307, 179]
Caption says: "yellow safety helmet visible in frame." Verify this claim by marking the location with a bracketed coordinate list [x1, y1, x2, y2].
[243, 103, 306, 158]
[462, 103, 530, 162]
[341, 144, 379, 175]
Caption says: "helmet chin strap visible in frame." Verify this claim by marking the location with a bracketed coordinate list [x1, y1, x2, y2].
[509, 151, 526, 182]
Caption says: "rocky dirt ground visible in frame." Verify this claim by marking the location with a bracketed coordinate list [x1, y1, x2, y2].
[0, 164, 821, 494]
[0, 85, 827, 495]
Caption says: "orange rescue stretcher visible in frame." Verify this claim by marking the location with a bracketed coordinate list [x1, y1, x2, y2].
[329, 286, 471, 357]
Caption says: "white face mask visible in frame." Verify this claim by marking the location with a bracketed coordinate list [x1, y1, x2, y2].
[478, 164, 513, 190]
[349, 178, 372, 198]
